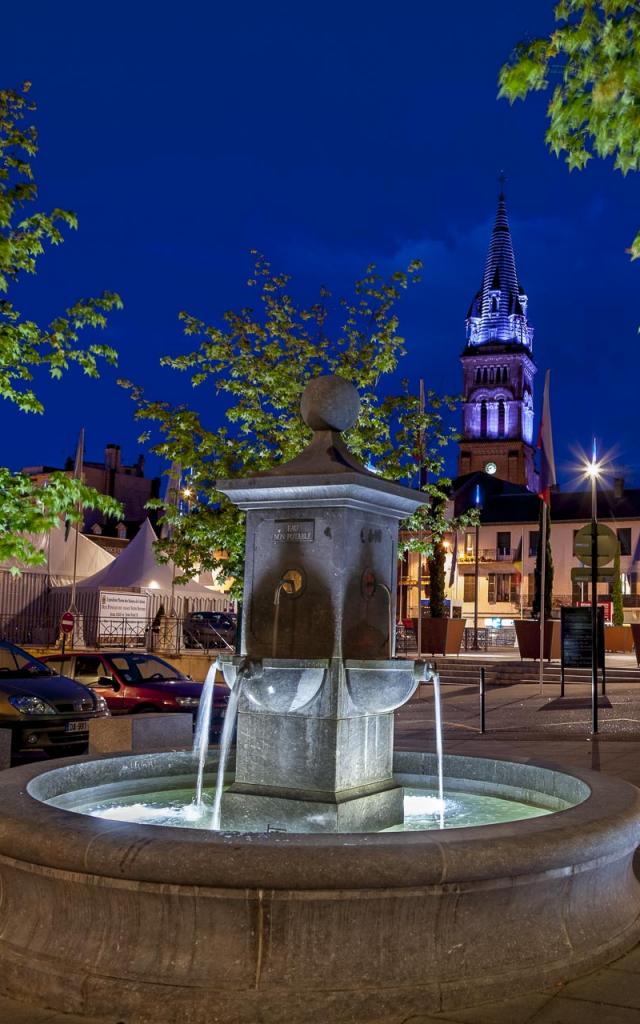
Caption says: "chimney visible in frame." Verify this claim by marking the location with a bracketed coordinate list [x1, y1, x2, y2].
[105, 444, 121, 471]
[614, 477, 624, 500]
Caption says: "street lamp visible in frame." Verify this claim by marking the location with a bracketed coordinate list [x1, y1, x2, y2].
[472, 484, 482, 650]
[584, 440, 602, 733]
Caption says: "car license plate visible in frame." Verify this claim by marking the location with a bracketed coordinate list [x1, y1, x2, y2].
[65, 720, 88, 734]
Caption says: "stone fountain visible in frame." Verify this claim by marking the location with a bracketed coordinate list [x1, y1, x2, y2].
[215, 374, 429, 832]
[0, 376, 639, 1024]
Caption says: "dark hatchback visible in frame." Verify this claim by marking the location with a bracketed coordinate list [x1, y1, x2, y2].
[44, 651, 230, 737]
[0, 640, 110, 759]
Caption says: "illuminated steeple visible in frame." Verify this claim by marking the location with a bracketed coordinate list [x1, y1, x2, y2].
[465, 187, 533, 350]
[457, 184, 538, 491]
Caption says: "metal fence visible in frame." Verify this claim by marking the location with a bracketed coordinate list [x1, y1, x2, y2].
[0, 613, 236, 656]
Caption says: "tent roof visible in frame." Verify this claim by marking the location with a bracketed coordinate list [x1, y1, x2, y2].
[1, 524, 114, 581]
[73, 519, 216, 596]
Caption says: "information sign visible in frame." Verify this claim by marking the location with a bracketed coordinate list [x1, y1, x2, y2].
[561, 606, 604, 670]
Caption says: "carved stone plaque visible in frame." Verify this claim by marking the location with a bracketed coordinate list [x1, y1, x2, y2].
[273, 519, 315, 544]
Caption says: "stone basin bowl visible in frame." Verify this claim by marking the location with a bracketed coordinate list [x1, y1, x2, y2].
[220, 656, 425, 714]
[0, 750, 639, 1024]
[222, 657, 327, 713]
[344, 658, 424, 713]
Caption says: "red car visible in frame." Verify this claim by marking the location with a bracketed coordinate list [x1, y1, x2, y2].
[44, 651, 229, 736]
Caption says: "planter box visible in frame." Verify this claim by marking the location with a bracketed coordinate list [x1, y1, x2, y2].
[604, 625, 634, 653]
[418, 617, 466, 657]
[514, 619, 560, 661]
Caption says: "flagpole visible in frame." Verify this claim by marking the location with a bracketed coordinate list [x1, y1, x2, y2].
[538, 500, 547, 694]
[69, 427, 85, 616]
[537, 369, 556, 697]
[520, 526, 524, 620]
[416, 379, 426, 658]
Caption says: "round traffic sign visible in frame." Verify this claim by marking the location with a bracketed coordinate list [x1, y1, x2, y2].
[573, 523, 618, 567]
[60, 611, 75, 634]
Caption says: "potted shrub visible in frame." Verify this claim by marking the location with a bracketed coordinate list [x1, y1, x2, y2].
[419, 539, 465, 656]
[606, 545, 633, 652]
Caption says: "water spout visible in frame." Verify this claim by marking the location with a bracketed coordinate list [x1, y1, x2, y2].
[193, 659, 220, 810]
[375, 582, 394, 659]
[272, 570, 303, 658]
[421, 661, 445, 828]
[210, 679, 242, 830]
[210, 658, 263, 830]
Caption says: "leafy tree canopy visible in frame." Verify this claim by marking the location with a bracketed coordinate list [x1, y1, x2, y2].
[122, 254, 475, 599]
[499, 1, 640, 258]
[0, 84, 122, 565]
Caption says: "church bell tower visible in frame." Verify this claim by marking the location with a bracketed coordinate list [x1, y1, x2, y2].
[458, 187, 537, 490]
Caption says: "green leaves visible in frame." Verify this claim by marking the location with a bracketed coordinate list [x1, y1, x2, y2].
[0, 468, 121, 566]
[124, 255, 467, 598]
[0, 84, 123, 561]
[499, 2, 640, 257]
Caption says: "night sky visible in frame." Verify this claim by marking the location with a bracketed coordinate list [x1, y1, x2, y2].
[2, 1, 638, 488]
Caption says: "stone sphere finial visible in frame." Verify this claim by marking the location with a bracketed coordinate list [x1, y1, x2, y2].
[300, 375, 360, 432]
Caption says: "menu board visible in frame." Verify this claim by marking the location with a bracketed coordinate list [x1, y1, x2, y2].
[561, 606, 604, 669]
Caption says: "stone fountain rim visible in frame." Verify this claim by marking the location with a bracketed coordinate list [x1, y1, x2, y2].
[0, 751, 638, 891]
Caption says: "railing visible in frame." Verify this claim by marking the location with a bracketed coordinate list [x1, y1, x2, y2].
[458, 549, 514, 563]
[0, 614, 237, 656]
[463, 627, 517, 650]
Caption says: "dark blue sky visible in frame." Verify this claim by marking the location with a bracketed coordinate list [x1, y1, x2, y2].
[3, 1, 638, 487]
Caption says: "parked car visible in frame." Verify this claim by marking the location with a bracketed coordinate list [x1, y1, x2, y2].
[43, 651, 230, 737]
[183, 611, 237, 651]
[0, 640, 110, 760]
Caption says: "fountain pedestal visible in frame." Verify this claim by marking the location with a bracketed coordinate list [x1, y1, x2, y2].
[220, 656, 425, 831]
[216, 376, 428, 832]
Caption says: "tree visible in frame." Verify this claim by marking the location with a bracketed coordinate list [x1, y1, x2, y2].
[499, 1, 640, 258]
[611, 542, 624, 625]
[532, 503, 554, 620]
[122, 254, 476, 599]
[0, 84, 122, 564]
[427, 542, 447, 619]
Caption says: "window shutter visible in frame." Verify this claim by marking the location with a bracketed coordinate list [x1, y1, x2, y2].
[488, 574, 496, 604]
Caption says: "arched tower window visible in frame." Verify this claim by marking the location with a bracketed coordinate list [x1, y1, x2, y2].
[482, 368, 488, 384]
[480, 401, 488, 438]
[489, 368, 494, 383]
[502, 367, 508, 383]
[475, 368, 481, 384]
[491, 296, 498, 313]
[497, 400, 506, 437]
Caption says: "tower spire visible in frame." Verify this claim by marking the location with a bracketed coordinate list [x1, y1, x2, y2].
[458, 185, 538, 491]
[465, 184, 532, 350]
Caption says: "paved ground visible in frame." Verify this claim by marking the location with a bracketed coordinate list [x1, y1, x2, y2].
[3, 664, 640, 1022]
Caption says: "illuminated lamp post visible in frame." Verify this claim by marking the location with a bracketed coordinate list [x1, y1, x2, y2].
[472, 484, 482, 650]
[584, 441, 602, 734]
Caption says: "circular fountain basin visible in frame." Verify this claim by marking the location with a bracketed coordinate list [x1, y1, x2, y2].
[0, 750, 638, 1024]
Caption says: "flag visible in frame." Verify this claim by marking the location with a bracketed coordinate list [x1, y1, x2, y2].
[512, 534, 523, 581]
[64, 428, 85, 541]
[448, 532, 458, 588]
[537, 369, 556, 506]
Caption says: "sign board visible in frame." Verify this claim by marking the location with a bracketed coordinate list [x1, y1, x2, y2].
[98, 591, 149, 646]
[574, 523, 618, 567]
[561, 606, 605, 670]
[571, 566, 617, 584]
[60, 611, 75, 635]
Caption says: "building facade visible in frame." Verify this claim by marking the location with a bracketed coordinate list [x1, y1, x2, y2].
[23, 444, 160, 541]
[399, 478, 640, 627]
[458, 190, 537, 490]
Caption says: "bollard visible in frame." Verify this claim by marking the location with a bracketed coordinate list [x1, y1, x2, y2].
[479, 666, 486, 734]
